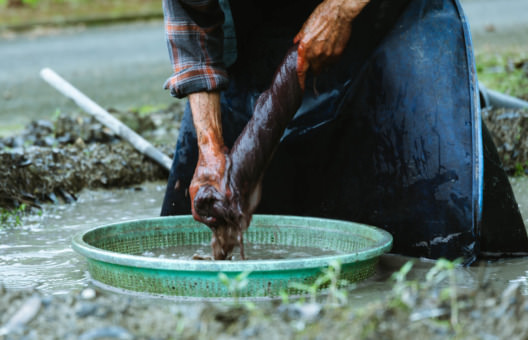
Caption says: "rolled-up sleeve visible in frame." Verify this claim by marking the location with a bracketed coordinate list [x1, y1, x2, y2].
[163, 0, 228, 98]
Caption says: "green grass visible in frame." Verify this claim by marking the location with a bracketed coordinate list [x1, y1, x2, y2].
[476, 49, 528, 100]
[1, 204, 27, 227]
[0, 123, 25, 138]
[0, 0, 162, 29]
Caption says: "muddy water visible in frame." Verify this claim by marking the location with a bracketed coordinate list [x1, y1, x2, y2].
[141, 243, 342, 261]
[1, 180, 527, 298]
[0, 182, 167, 294]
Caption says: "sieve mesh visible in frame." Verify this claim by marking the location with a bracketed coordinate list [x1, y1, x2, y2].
[72, 215, 392, 298]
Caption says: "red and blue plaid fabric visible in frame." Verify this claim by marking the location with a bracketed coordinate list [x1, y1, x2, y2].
[163, 0, 229, 98]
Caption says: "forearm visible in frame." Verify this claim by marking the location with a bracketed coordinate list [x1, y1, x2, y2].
[189, 91, 224, 155]
[340, 0, 371, 21]
[187, 91, 227, 225]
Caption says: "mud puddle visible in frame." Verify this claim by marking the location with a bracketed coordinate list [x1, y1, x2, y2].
[1, 179, 527, 299]
[0, 181, 166, 294]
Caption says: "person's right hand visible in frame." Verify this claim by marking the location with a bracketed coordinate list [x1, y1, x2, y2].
[186, 91, 229, 224]
[189, 143, 230, 224]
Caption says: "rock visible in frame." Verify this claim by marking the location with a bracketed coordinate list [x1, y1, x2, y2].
[41, 296, 53, 308]
[78, 326, 134, 340]
[0, 294, 42, 336]
[81, 288, 97, 300]
[470, 310, 482, 319]
[75, 302, 98, 318]
[480, 334, 500, 340]
[279, 303, 323, 322]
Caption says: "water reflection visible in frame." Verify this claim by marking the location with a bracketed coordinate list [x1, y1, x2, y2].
[0, 182, 166, 294]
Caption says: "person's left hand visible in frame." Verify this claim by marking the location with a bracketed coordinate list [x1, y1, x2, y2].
[294, 0, 370, 89]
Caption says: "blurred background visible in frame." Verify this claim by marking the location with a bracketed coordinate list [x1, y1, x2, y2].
[0, 0, 527, 137]
[0, 0, 170, 136]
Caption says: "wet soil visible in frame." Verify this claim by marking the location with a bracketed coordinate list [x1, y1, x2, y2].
[484, 107, 528, 175]
[0, 104, 181, 208]
[1, 271, 528, 340]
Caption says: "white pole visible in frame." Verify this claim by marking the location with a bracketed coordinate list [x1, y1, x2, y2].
[40, 67, 172, 171]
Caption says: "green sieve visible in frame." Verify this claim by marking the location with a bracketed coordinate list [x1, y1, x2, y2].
[72, 215, 392, 298]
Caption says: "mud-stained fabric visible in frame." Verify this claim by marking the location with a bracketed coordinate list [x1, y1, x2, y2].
[161, 0, 528, 263]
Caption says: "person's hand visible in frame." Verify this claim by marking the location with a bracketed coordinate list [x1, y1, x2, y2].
[294, 0, 370, 89]
[189, 144, 230, 224]
[186, 91, 228, 224]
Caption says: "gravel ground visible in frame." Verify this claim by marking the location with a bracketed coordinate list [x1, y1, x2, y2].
[484, 108, 528, 175]
[1, 269, 528, 340]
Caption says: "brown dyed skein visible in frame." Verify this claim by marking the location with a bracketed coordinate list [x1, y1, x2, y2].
[193, 45, 303, 260]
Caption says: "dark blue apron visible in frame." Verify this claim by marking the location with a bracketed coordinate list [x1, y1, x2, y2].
[161, 0, 528, 264]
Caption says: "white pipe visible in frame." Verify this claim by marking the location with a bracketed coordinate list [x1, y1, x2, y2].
[40, 67, 172, 171]
[479, 83, 528, 110]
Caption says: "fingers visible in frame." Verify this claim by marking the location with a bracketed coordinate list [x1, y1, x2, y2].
[190, 177, 223, 224]
[293, 0, 357, 89]
[189, 150, 232, 224]
[296, 43, 309, 91]
[193, 184, 225, 224]
[293, 30, 302, 45]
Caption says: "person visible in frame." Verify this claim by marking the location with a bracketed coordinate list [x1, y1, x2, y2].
[160, 0, 528, 264]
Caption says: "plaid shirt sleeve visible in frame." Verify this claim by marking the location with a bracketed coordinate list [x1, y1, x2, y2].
[162, 0, 228, 98]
